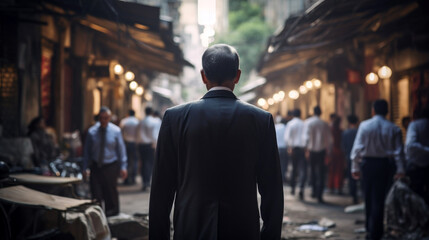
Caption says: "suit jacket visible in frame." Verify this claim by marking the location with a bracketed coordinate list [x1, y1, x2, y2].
[149, 90, 284, 240]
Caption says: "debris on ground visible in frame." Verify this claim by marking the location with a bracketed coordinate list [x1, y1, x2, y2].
[297, 224, 327, 232]
[344, 203, 364, 213]
[322, 230, 338, 239]
[318, 217, 335, 228]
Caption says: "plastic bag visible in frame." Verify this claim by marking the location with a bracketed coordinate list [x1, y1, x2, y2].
[385, 179, 429, 239]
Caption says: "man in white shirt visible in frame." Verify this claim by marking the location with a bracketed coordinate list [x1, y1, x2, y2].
[275, 114, 288, 184]
[119, 109, 139, 185]
[137, 106, 158, 191]
[303, 106, 332, 203]
[351, 99, 405, 240]
[284, 109, 307, 200]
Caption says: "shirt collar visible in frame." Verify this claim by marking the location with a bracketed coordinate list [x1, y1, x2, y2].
[373, 115, 385, 120]
[209, 86, 233, 92]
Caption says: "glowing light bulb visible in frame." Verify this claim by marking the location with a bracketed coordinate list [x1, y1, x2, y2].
[313, 79, 322, 88]
[136, 86, 144, 96]
[299, 85, 308, 94]
[125, 71, 135, 81]
[129, 81, 138, 90]
[305, 80, 313, 89]
[288, 90, 299, 100]
[257, 98, 267, 107]
[365, 72, 379, 84]
[378, 66, 392, 79]
[114, 64, 124, 75]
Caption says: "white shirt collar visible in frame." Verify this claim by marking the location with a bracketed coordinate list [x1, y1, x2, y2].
[209, 86, 232, 92]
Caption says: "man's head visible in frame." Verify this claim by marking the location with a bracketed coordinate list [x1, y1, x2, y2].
[347, 114, 358, 126]
[373, 99, 388, 116]
[99, 106, 112, 128]
[292, 109, 301, 118]
[313, 106, 322, 116]
[201, 44, 241, 90]
[145, 106, 153, 117]
[128, 109, 135, 116]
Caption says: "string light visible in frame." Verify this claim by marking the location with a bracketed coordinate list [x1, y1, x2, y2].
[365, 72, 379, 84]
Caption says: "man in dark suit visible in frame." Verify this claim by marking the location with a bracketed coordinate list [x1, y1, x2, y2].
[149, 44, 284, 240]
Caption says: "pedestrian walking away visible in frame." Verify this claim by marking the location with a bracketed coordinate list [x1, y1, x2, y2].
[341, 114, 360, 204]
[149, 44, 284, 240]
[137, 106, 158, 191]
[351, 99, 405, 240]
[327, 114, 345, 195]
[303, 106, 332, 203]
[284, 108, 307, 200]
[83, 106, 128, 217]
[119, 109, 139, 185]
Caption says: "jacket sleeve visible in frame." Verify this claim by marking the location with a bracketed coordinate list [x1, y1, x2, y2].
[149, 111, 177, 240]
[258, 114, 284, 240]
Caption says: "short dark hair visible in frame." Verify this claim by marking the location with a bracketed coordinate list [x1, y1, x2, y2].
[347, 114, 358, 124]
[128, 109, 135, 116]
[202, 44, 240, 84]
[145, 106, 153, 116]
[314, 106, 322, 116]
[373, 99, 388, 116]
[292, 109, 301, 117]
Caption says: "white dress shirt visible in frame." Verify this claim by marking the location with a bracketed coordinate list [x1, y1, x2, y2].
[119, 116, 139, 142]
[137, 115, 157, 145]
[284, 117, 305, 148]
[303, 115, 332, 152]
[350, 115, 405, 173]
[275, 123, 286, 148]
[405, 118, 429, 167]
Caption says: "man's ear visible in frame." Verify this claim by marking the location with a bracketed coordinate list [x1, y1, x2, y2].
[200, 70, 208, 85]
[233, 69, 241, 84]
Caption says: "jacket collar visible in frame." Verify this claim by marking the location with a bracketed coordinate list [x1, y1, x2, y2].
[202, 90, 237, 99]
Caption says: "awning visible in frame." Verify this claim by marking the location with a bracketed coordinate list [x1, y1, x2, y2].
[42, 0, 191, 75]
[258, 0, 428, 78]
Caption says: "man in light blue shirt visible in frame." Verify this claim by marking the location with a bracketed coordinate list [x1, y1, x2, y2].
[405, 107, 429, 205]
[350, 99, 405, 240]
[83, 106, 127, 216]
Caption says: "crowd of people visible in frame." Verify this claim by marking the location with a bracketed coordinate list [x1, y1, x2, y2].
[275, 100, 429, 240]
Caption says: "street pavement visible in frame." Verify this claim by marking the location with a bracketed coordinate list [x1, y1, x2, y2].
[118, 177, 366, 239]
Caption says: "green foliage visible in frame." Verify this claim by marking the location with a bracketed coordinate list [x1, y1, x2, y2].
[214, 1, 273, 93]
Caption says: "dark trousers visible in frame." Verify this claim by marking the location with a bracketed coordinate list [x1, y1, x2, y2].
[290, 147, 307, 193]
[407, 163, 429, 206]
[278, 147, 288, 183]
[310, 150, 326, 201]
[124, 141, 138, 184]
[139, 143, 155, 187]
[361, 157, 392, 240]
[90, 161, 120, 217]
